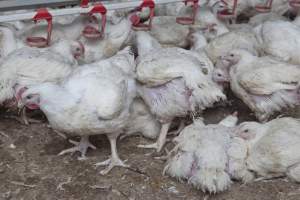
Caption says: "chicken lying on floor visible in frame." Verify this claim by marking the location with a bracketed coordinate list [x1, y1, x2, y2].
[18, 47, 139, 175]
[146, 16, 190, 48]
[255, 20, 300, 65]
[203, 29, 260, 65]
[164, 112, 238, 193]
[229, 117, 300, 183]
[215, 48, 300, 122]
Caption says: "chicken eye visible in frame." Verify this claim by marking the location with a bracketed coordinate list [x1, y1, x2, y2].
[217, 73, 222, 77]
[230, 54, 234, 57]
[76, 47, 81, 52]
[26, 95, 33, 100]
[202, 68, 208, 75]
[244, 129, 249, 133]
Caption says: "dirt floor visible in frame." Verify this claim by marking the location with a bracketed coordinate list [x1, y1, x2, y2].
[0, 96, 300, 200]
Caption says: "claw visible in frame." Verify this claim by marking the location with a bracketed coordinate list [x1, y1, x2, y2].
[58, 136, 96, 159]
[95, 157, 129, 175]
[96, 133, 129, 175]
[95, 158, 111, 167]
[138, 142, 159, 149]
[154, 148, 172, 160]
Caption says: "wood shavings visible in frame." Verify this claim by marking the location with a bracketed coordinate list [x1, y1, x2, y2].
[9, 181, 36, 188]
[56, 177, 72, 191]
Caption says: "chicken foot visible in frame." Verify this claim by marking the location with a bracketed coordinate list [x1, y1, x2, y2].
[58, 136, 96, 160]
[95, 133, 129, 175]
[137, 122, 171, 152]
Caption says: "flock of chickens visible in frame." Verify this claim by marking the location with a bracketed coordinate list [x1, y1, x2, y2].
[1, 0, 300, 194]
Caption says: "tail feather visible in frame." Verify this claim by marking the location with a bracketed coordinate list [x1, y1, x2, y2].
[0, 64, 17, 104]
[188, 168, 231, 194]
[190, 81, 226, 110]
[164, 151, 194, 180]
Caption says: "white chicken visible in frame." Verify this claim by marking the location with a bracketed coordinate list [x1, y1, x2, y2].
[135, 31, 226, 152]
[164, 112, 238, 193]
[147, 16, 190, 48]
[0, 39, 81, 123]
[192, 6, 229, 41]
[252, 0, 291, 15]
[157, 4, 229, 42]
[78, 16, 133, 63]
[248, 12, 287, 27]
[19, 47, 137, 174]
[188, 30, 209, 51]
[204, 29, 260, 64]
[217, 48, 300, 122]
[147, 2, 228, 42]
[229, 117, 300, 183]
[255, 20, 300, 65]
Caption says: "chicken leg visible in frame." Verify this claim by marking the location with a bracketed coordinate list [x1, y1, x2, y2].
[167, 120, 185, 136]
[95, 133, 129, 175]
[58, 136, 96, 160]
[137, 122, 171, 152]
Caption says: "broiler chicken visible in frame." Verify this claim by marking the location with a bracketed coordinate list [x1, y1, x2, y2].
[255, 20, 300, 65]
[78, 16, 133, 63]
[19, 47, 137, 174]
[147, 16, 190, 48]
[229, 117, 300, 183]
[192, 6, 229, 41]
[135, 31, 226, 152]
[204, 29, 260, 64]
[164, 112, 238, 193]
[0, 39, 81, 124]
[217, 48, 300, 121]
[248, 12, 287, 27]
[188, 30, 209, 51]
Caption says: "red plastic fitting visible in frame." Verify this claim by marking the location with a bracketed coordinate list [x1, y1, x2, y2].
[176, 0, 199, 25]
[26, 8, 53, 48]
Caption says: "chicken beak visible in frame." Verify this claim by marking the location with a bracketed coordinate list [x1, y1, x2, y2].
[220, 55, 231, 63]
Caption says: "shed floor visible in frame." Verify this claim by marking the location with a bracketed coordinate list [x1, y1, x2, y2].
[0, 96, 299, 200]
